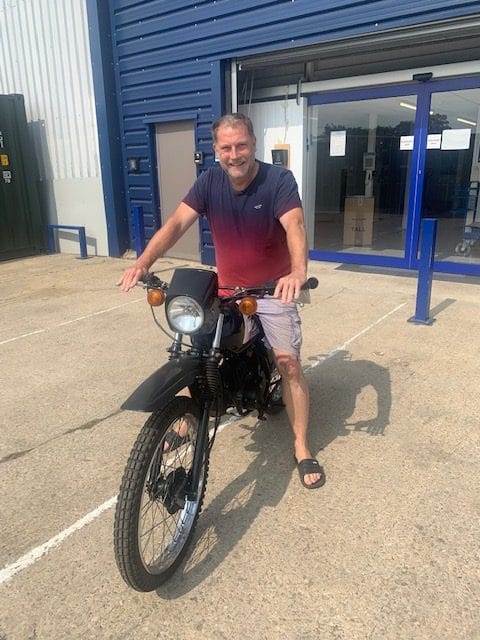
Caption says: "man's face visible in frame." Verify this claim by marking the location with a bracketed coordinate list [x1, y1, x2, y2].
[213, 124, 257, 187]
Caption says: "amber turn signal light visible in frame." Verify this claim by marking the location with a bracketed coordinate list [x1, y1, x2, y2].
[238, 297, 257, 316]
[147, 288, 166, 306]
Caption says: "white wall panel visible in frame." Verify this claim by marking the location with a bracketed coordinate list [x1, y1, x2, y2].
[240, 99, 304, 198]
[0, 0, 100, 179]
[0, 0, 108, 255]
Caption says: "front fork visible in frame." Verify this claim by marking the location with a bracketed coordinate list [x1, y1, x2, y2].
[187, 401, 210, 501]
[187, 313, 225, 500]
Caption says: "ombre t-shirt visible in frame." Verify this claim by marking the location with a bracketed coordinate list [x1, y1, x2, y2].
[183, 161, 302, 289]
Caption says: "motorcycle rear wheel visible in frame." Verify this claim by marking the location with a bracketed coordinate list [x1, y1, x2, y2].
[114, 396, 207, 591]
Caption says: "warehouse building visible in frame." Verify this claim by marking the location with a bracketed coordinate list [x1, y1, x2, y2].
[1, 1, 480, 276]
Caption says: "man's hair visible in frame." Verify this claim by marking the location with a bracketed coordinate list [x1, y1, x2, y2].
[211, 112, 255, 143]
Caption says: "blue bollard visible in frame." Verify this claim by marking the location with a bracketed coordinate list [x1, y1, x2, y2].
[132, 206, 145, 257]
[78, 226, 88, 259]
[408, 218, 437, 325]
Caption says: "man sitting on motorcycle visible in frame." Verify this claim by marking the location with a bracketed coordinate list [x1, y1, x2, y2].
[118, 112, 325, 490]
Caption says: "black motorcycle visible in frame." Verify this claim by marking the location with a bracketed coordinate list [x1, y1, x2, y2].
[114, 267, 317, 591]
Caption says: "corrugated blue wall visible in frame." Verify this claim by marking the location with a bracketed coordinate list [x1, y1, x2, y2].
[107, 0, 480, 257]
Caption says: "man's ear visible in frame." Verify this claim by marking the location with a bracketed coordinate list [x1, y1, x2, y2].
[212, 143, 218, 161]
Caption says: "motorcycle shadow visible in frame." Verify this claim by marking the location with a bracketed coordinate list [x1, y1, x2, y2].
[156, 349, 392, 598]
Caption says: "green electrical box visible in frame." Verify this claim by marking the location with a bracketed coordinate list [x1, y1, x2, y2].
[0, 94, 44, 261]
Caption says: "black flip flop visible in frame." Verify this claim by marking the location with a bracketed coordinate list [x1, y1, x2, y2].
[164, 430, 190, 452]
[295, 457, 326, 490]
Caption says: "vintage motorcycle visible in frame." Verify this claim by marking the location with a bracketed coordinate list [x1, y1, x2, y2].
[114, 267, 317, 592]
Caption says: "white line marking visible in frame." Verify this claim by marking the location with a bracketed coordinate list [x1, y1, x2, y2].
[0, 302, 405, 586]
[304, 303, 406, 371]
[0, 497, 117, 587]
[0, 299, 142, 346]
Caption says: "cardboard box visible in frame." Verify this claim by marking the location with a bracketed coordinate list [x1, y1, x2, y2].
[343, 196, 374, 246]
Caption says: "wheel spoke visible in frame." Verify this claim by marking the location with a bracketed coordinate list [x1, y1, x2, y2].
[114, 397, 209, 590]
[137, 412, 203, 572]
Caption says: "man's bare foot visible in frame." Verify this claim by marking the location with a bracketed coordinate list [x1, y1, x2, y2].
[294, 457, 325, 489]
[163, 419, 190, 452]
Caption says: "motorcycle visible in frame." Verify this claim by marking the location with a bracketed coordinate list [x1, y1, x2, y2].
[114, 267, 317, 591]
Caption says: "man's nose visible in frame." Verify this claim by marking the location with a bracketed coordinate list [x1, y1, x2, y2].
[230, 145, 239, 159]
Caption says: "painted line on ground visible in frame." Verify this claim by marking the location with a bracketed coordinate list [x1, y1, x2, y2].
[0, 497, 117, 587]
[304, 302, 407, 371]
[0, 302, 406, 587]
[0, 298, 142, 346]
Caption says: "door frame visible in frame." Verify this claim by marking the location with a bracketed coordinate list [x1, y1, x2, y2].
[307, 74, 480, 276]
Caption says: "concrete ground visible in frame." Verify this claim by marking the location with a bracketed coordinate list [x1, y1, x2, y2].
[0, 253, 479, 640]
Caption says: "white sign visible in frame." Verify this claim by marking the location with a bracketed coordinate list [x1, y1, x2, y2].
[427, 134, 442, 149]
[330, 130, 346, 157]
[400, 135, 414, 151]
[441, 128, 471, 150]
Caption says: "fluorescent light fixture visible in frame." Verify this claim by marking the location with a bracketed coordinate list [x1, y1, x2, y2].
[457, 117, 477, 127]
[399, 101, 433, 115]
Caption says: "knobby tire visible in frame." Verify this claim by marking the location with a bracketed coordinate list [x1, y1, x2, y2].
[114, 396, 207, 591]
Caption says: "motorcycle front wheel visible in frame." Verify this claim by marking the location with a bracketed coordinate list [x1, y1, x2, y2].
[114, 396, 207, 591]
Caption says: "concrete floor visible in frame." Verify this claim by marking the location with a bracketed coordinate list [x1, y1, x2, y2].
[0, 253, 479, 639]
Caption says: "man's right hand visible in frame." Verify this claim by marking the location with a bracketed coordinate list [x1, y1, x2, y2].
[117, 265, 147, 292]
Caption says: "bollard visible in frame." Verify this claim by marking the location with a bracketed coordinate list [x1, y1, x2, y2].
[408, 218, 437, 325]
[78, 226, 88, 259]
[132, 206, 145, 257]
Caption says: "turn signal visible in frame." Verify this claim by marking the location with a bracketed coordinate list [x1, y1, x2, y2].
[147, 288, 166, 306]
[238, 297, 257, 316]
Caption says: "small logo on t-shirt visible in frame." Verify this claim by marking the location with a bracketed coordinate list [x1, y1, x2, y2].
[254, 203, 263, 209]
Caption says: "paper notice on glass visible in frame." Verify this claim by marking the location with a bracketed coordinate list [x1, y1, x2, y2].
[330, 130, 346, 157]
[441, 128, 471, 150]
[399, 135, 414, 150]
[427, 134, 442, 149]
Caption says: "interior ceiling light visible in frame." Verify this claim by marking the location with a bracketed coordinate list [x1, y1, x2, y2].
[457, 117, 477, 127]
[399, 102, 433, 115]
[400, 101, 417, 111]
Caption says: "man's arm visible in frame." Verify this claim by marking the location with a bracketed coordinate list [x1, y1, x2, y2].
[117, 202, 199, 291]
[274, 207, 308, 303]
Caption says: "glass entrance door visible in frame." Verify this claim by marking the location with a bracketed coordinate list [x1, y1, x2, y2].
[420, 87, 480, 267]
[307, 90, 417, 262]
[307, 77, 480, 275]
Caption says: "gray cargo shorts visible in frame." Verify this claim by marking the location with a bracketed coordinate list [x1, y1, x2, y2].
[254, 297, 302, 357]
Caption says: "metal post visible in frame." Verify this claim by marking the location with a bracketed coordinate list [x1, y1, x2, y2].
[46, 226, 56, 253]
[78, 226, 88, 259]
[132, 206, 145, 257]
[408, 218, 437, 325]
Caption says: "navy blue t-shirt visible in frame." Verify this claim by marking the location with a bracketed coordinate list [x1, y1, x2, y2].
[183, 161, 302, 288]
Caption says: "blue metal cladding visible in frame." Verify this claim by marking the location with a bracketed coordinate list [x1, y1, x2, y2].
[104, 0, 480, 258]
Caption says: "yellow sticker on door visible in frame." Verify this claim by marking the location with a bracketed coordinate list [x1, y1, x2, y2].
[0, 154, 9, 166]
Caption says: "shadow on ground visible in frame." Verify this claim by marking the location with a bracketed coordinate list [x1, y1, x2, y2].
[157, 349, 391, 598]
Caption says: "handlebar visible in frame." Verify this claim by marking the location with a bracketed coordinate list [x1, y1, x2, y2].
[222, 276, 318, 297]
[139, 273, 318, 299]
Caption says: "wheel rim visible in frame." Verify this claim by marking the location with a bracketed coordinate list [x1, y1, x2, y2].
[137, 412, 204, 574]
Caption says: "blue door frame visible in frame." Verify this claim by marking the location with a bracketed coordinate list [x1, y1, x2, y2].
[307, 75, 480, 276]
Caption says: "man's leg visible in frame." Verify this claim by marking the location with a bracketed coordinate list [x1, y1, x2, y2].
[273, 350, 322, 487]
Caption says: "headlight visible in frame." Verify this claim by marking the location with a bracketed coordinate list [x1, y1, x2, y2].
[167, 296, 204, 334]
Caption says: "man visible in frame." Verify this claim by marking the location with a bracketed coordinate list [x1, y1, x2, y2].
[118, 113, 325, 489]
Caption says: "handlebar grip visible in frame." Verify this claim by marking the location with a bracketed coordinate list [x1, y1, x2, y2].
[141, 272, 163, 287]
[302, 277, 318, 290]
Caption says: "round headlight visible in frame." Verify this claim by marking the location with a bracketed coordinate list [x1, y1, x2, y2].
[167, 296, 204, 334]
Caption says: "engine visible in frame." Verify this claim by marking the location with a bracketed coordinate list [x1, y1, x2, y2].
[220, 348, 267, 415]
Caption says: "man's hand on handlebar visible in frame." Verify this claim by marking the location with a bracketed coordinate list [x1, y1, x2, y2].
[117, 265, 148, 292]
[273, 271, 306, 304]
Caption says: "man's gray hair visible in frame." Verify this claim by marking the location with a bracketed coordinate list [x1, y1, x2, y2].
[212, 113, 255, 143]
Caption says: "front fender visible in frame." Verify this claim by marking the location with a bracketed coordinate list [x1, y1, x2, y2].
[121, 356, 202, 412]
